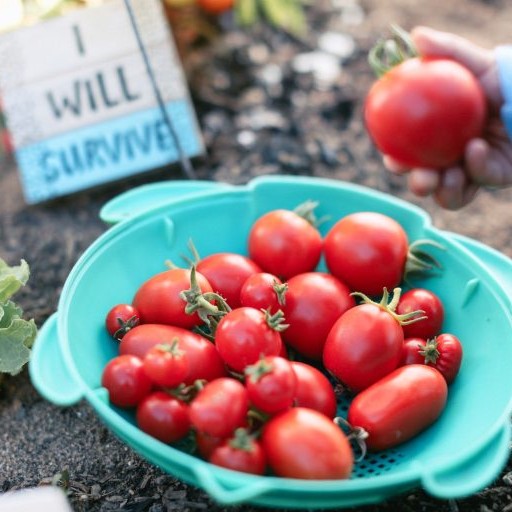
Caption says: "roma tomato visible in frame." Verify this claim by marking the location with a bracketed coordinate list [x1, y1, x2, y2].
[136, 391, 190, 444]
[101, 355, 152, 408]
[262, 408, 353, 480]
[281, 272, 355, 360]
[323, 212, 409, 297]
[323, 289, 421, 392]
[347, 365, 448, 451]
[196, 252, 261, 309]
[189, 378, 249, 438]
[143, 341, 189, 388]
[365, 56, 486, 169]
[397, 288, 444, 340]
[402, 334, 463, 384]
[119, 324, 227, 384]
[248, 207, 323, 280]
[290, 361, 337, 419]
[214, 307, 284, 373]
[105, 303, 140, 340]
[132, 268, 213, 328]
[239, 272, 287, 313]
[244, 356, 297, 414]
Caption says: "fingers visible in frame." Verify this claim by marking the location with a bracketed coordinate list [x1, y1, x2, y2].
[407, 169, 440, 197]
[410, 26, 493, 76]
[432, 167, 479, 210]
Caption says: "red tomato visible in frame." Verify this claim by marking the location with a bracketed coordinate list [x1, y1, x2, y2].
[101, 355, 152, 408]
[248, 208, 323, 280]
[323, 292, 406, 392]
[365, 57, 486, 169]
[209, 429, 266, 475]
[397, 288, 444, 340]
[323, 212, 409, 297]
[143, 341, 189, 388]
[136, 391, 190, 444]
[105, 303, 140, 340]
[347, 365, 448, 451]
[402, 334, 463, 384]
[290, 361, 337, 419]
[119, 324, 227, 384]
[239, 272, 287, 313]
[197, 0, 234, 15]
[132, 268, 213, 328]
[195, 431, 225, 459]
[244, 356, 297, 414]
[281, 272, 355, 360]
[262, 408, 353, 479]
[196, 252, 261, 309]
[189, 378, 249, 438]
[214, 307, 284, 373]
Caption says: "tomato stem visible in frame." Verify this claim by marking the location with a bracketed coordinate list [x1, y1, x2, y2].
[405, 239, 445, 282]
[264, 308, 289, 332]
[334, 416, 368, 462]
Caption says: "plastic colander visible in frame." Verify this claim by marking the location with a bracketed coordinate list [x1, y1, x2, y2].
[29, 175, 512, 509]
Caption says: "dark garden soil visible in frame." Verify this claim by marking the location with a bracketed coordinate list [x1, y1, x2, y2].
[1, 0, 512, 511]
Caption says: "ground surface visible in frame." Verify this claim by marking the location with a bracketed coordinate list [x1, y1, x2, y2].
[1, 0, 512, 511]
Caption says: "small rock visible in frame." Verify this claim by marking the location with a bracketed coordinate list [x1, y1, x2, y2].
[318, 31, 356, 60]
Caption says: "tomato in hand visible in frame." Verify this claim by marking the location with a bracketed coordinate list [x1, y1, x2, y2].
[209, 428, 266, 475]
[290, 361, 337, 419]
[397, 288, 444, 340]
[105, 303, 140, 340]
[281, 272, 355, 360]
[101, 355, 152, 408]
[244, 356, 297, 415]
[136, 391, 190, 444]
[214, 307, 284, 373]
[240, 272, 287, 313]
[120, 324, 227, 384]
[323, 212, 409, 297]
[365, 56, 486, 169]
[189, 378, 249, 438]
[248, 206, 323, 280]
[143, 341, 189, 388]
[347, 365, 448, 451]
[132, 268, 213, 328]
[402, 333, 463, 384]
[262, 408, 353, 479]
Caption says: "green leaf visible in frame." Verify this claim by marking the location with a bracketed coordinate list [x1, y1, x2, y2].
[260, 0, 306, 37]
[235, 0, 259, 26]
[0, 258, 30, 303]
[0, 300, 23, 329]
[0, 318, 37, 375]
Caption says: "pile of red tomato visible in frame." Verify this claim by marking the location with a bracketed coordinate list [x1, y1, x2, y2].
[101, 204, 463, 480]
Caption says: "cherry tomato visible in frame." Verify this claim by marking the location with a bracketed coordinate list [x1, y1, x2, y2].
[132, 268, 213, 328]
[209, 428, 266, 475]
[101, 355, 152, 408]
[136, 391, 190, 444]
[214, 307, 284, 373]
[323, 212, 409, 297]
[143, 341, 189, 388]
[197, 0, 234, 15]
[262, 408, 353, 479]
[347, 365, 448, 451]
[365, 57, 486, 169]
[281, 272, 355, 360]
[290, 361, 337, 419]
[248, 208, 323, 280]
[105, 303, 140, 340]
[240, 272, 287, 313]
[196, 252, 261, 309]
[189, 378, 249, 438]
[397, 288, 444, 340]
[244, 356, 297, 415]
[402, 334, 463, 384]
[323, 291, 406, 392]
[119, 324, 227, 384]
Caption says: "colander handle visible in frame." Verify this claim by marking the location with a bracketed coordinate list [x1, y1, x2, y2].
[421, 422, 511, 498]
[99, 180, 232, 225]
[29, 313, 85, 406]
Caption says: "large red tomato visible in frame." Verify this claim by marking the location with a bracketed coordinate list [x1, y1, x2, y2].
[365, 57, 486, 169]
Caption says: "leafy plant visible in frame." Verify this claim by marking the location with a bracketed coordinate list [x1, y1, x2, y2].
[0, 257, 37, 378]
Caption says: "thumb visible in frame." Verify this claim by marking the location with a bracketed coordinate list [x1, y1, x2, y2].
[411, 26, 493, 77]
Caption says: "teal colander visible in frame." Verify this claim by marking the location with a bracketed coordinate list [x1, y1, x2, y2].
[29, 176, 512, 509]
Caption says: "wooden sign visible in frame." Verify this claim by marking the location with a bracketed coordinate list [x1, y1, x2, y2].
[0, 0, 204, 204]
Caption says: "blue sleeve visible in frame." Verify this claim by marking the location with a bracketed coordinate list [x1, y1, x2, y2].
[496, 45, 512, 140]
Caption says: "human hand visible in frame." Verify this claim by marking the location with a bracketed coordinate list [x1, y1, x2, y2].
[383, 26, 512, 210]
